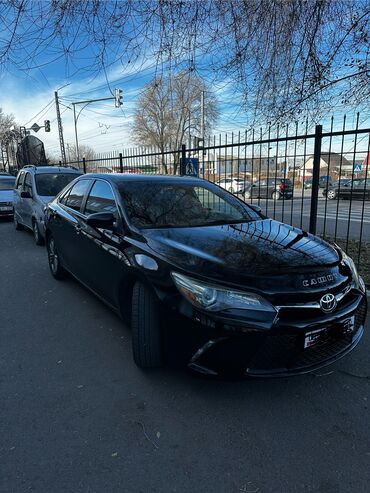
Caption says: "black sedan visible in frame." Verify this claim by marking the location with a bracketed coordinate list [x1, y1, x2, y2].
[44, 174, 367, 376]
[323, 178, 369, 200]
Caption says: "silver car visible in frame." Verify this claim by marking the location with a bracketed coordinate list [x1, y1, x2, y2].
[13, 165, 82, 245]
[0, 174, 16, 217]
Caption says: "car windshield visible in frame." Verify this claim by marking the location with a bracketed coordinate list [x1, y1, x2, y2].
[118, 181, 260, 229]
[0, 177, 15, 190]
[35, 173, 80, 196]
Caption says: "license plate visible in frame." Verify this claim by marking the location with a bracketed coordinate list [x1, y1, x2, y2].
[304, 316, 355, 349]
[0, 206, 12, 211]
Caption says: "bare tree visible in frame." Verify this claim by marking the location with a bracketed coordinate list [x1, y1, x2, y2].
[67, 144, 96, 162]
[0, 1, 369, 123]
[0, 108, 19, 170]
[132, 71, 219, 173]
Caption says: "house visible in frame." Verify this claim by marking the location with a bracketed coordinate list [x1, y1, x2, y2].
[216, 155, 277, 176]
[299, 153, 352, 179]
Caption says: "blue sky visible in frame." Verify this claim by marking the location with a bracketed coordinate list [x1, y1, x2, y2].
[0, 2, 369, 162]
[1, 53, 252, 158]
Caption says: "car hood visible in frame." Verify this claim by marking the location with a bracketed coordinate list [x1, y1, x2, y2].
[0, 190, 14, 202]
[143, 219, 342, 291]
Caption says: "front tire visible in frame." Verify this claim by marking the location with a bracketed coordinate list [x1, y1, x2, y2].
[327, 189, 337, 200]
[47, 235, 66, 280]
[32, 219, 44, 246]
[271, 191, 280, 200]
[131, 282, 163, 369]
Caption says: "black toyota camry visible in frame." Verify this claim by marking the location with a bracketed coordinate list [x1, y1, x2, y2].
[44, 174, 367, 376]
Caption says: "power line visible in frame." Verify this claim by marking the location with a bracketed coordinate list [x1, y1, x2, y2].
[24, 99, 54, 126]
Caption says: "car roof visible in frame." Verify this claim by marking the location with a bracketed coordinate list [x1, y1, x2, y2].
[21, 165, 81, 174]
[0, 174, 15, 179]
[80, 173, 209, 185]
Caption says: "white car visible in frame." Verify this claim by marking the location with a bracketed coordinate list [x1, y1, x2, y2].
[0, 174, 15, 217]
[215, 177, 249, 194]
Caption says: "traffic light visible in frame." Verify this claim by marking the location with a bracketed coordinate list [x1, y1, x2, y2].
[44, 120, 50, 132]
[114, 88, 123, 108]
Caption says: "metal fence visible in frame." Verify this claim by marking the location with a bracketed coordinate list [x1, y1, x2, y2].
[63, 114, 370, 283]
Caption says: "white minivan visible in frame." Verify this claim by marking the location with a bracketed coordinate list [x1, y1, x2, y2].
[13, 165, 81, 245]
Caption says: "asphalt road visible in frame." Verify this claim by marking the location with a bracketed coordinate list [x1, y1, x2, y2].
[1, 219, 370, 493]
[245, 194, 370, 240]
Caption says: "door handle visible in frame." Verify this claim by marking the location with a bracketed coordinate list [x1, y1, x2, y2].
[75, 224, 81, 235]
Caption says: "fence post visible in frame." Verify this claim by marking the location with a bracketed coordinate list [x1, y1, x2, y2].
[82, 157, 86, 174]
[180, 144, 186, 175]
[309, 124, 323, 235]
[119, 152, 123, 173]
[58, 160, 62, 166]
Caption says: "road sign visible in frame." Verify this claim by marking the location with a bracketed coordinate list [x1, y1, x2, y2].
[354, 163, 362, 173]
[184, 157, 199, 176]
[31, 123, 41, 133]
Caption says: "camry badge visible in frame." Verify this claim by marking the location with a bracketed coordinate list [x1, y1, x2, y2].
[320, 293, 337, 313]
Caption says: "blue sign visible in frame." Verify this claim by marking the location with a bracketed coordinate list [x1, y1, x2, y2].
[354, 163, 362, 173]
[184, 157, 199, 176]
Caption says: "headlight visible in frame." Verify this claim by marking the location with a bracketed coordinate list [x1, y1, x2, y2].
[340, 250, 365, 293]
[171, 272, 276, 313]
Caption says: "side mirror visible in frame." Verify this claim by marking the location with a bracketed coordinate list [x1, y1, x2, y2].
[20, 190, 32, 199]
[86, 212, 115, 229]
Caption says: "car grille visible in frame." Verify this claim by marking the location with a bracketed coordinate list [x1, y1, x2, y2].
[246, 299, 366, 373]
[270, 280, 350, 305]
[0, 201, 12, 206]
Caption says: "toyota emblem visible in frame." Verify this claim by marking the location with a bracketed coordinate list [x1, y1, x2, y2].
[320, 293, 337, 313]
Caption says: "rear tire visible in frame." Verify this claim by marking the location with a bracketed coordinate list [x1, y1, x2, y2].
[244, 190, 251, 200]
[131, 282, 163, 369]
[47, 235, 66, 280]
[14, 214, 24, 230]
[327, 189, 337, 200]
[271, 191, 280, 200]
[32, 219, 44, 246]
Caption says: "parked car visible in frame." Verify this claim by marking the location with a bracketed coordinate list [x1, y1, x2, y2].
[322, 179, 351, 199]
[44, 174, 366, 376]
[323, 178, 370, 200]
[0, 174, 16, 217]
[13, 165, 82, 245]
[243, 178, 293, 200]
[215, 177, 248, 194]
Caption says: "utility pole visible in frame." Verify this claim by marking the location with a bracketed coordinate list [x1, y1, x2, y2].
[72, 103, 80, 164]
[55, 91, 67, 165]
[66, 143, 71, 162]
[200, 90, 205, 147]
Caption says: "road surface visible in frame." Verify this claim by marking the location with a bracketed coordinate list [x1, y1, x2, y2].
[0, 219, 369, 492]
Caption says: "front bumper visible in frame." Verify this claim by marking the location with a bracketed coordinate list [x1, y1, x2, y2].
[0, 204, 13, 216]
[176, 289, 367, 377]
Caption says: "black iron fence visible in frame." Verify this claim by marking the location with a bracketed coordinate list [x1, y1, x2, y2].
[62, 114, 370, 283]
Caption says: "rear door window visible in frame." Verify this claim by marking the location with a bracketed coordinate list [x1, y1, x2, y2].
[65, 180, 92, 212]
[84, 180, 118, 217]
